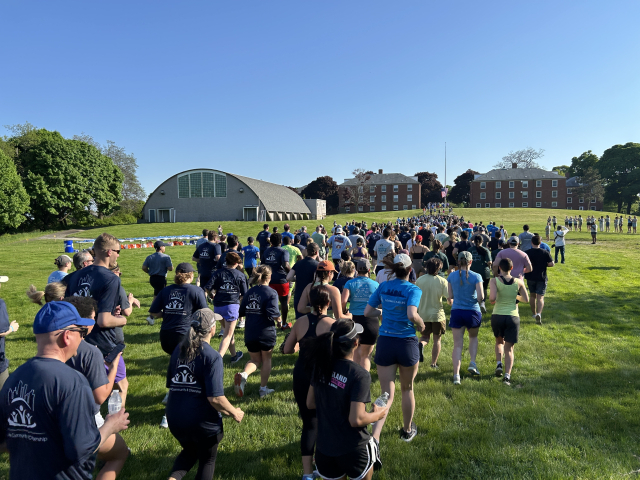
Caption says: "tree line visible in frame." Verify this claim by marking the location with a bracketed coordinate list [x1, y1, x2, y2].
[0, 123, 146, 234]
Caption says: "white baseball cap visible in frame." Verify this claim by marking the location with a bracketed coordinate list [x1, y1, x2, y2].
[393, 254, 411, 268]
[0, 276, 8, 283]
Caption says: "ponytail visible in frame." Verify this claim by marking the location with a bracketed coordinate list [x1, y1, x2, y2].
[457, 256, 471, 286]
[303, 319, 358, 383]
[179, 309, 216, 362]
[250, 265, 272, 285]
[27, 283, 66, 305]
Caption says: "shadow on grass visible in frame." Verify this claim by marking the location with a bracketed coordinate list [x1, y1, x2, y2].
[587, 266, 621, 270]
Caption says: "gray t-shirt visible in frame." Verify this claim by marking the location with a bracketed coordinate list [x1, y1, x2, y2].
[66, 341, 109, 414]
[348, 234, 365, 248]
[518, 231, 534, 251]
[143, 252, 173, 276]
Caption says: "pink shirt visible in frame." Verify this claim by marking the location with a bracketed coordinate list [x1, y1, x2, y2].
[495, 247, 532, 279]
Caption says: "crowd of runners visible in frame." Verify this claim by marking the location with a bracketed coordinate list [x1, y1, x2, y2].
[0, 209, 629, 480]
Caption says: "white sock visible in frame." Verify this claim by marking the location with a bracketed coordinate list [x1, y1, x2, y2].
[241, 372, 248, 379]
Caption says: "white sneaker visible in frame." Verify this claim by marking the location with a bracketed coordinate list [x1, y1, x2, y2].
[159, 415, 168, 428]
[162, 392, 169, 405]
[453, 375, 461, 385]
[480, 302, 487, 314]
[146, 316, 155, 326]
[259, 387, 275, 398]
[535, 314, 542, 325]
[238, 319, 246, 329]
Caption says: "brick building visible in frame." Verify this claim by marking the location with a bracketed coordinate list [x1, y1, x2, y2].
[469, 164, 603, 210]
[339, 170, 421, 213]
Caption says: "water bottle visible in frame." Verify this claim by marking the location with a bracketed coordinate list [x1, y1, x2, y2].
[108, 391, 122, 415]
[374, 392, 389, 408]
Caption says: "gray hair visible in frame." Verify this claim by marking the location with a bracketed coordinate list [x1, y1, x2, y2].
[73, 251, 93, 270]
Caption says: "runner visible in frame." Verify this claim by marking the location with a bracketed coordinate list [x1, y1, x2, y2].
[350, 237, 369, 260]
[422, 239, 449, 278]
[195, 229, 209, 287]
[142, 240, 173, 320]
[525, 235, 554, 325]
[311, 226, 327, 260]
[282, 224, 295, 243]
[263, 233, 292, 329]
[468, 235, 492, 314]
[48, 255, 72, 284]
[333, 261, 355, 294]
[341, 259, 379, 371]
[518, 225, 534, 251]
[0, 301, 129, 479]
[234, 265, 280, 398]
[364, 253, 424, 442]
[298, 226, 311, 247]
[166, 309, 244, 480]
[297, 261, 351, 320]
[205, 252, 248, 363]
[327, 227, 352, 267]
[493, 237, 532, 279]
[409, 235, 429, 277]
[305, 319, 386, 480]
[442, 230, 459, 274]
[192, 232, 222, 292]
[416, 257, 450, 368]
[256, 224, 272, 260]
[287, 243, 320, 319]
[283, 285, 336, 480]
[490, 257, 529, 385]
[242, 237, 260, 279]
[590, 220, 598, 244]
[448, 251, 484, 384]
[373, 228, 396, 275]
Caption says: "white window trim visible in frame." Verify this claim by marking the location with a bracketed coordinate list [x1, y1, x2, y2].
[496, 192, 501, 199]
[495, 181, 501, 188]
[177, 170, 227, 198]
[480, 182, 486, 189]
[536, 191, 542, 198]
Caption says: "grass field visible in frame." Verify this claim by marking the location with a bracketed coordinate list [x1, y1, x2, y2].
[1, 208, 639, 479]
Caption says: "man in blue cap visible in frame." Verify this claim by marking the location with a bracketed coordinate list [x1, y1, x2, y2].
[0, 301, 130, 479]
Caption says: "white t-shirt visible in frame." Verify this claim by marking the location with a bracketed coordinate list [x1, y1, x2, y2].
[554, 228, 567, 247]
[374, 239, 395, 267]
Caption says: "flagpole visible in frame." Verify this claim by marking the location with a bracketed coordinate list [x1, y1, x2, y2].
[444, 142, 447, 208]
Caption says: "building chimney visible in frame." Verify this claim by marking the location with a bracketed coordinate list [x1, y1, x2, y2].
[378, 169, 383, 174]
[512, 163, 518, 169]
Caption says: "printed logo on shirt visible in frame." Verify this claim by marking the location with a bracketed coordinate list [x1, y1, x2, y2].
[329, 372, 347, 390]
[7, 381, 37, 429]
[165, 291, 185, 313]
[219, 282, 236, 292]
[172, 360, 197, 385]
[265, 253, 277, 263]
[246, 293, 262, 312]
[200, 249, 210, 258]
[73, 274, 93, 297]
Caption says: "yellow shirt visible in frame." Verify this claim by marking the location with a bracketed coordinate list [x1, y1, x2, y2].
[415, 274, 448, 323]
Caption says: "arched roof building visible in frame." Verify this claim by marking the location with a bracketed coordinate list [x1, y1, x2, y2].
[143, 169, 324, 222]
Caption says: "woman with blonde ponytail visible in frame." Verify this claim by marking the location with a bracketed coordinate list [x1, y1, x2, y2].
[26, 282, 65, 305]
[166, 308, 244, 480]
[447, 251, 485, 385]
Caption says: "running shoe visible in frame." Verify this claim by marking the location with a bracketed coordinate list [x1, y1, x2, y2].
[419, 342, 424, 363]
[238, 319, 246, 329]
[495, 362, 503, 377]
[480, 302, 487, 314]
[399, 422, 417, 442]
[467, 362, 480, 376]
[218, 331, 224, 337]
[161, 391, 169, 405]
[259, 387, 275, 398]
[146, 315, 155, 326]
[430, 363, 439, 369]
[535, 314, 542, 325]
[234, 372, 247, 397]
[453, 375, 461, 385]
[503, 375, 511, 386]
[373, 437, 382, 471]
[159, 415, 168, 428]
[281, 322, 292, 331]
[230, 351, 244, 364]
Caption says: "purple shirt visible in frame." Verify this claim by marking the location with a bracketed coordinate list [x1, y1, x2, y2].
[494, 247, 532, 279]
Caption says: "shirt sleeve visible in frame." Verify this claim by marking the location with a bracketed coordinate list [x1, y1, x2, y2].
[0, 301, 9, 334]
[204, 351, 225, 398]
[97, 275, 121, 314]
[142, 256, 149, 268]
[149, 291, 164, 314]
[367, 285, 382, 308]
[58, 375, 102, 464]
[238, 273, 248, 297]
[166, 256, 173, 268]
[193, 247, 200, 259]
[282, 250, 290, 265]
[350, 368, 372, 404]
[194, 287, 208, 310]
[238, 294, 248, 318]
[119, 286, 130, 310]
[406, 285, 422, 307]
[265, 290, 281, 317]
[84, 345, 109, 390]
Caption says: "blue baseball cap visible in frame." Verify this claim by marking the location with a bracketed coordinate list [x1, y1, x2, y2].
[33, 301, 95, 334]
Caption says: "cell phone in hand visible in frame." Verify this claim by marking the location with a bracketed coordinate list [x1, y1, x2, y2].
[105, 343, 126, 364]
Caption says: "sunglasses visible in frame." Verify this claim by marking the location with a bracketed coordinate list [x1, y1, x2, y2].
[58, 326, 89, 339]
[110, 249, 121, 254]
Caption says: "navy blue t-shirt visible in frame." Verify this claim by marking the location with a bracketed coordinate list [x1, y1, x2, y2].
[0, 357, 101, 479]
[193, 242, 222, 276]
[215, 249, 244, 270]
[166, 343, 225, 440]
[65, 265, 121, 356]
[239, 285, 280, 344]
[0, 300, 10, 373]
[66, 341, 109, 414]
[256, 230, 271, 251]
[399, 231, 412, 249]
[150, 284, 208, 335]
[205, 268, 248, 306]
[263, 246, 290, 284]
[298, 232, 310, 247]
[332, 275, 351, 294]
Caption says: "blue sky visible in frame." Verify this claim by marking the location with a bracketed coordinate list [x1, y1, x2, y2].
[1, 1, 638, 195]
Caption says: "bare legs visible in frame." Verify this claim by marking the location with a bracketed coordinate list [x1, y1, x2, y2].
[371, 363, 418, 438]
[354, 344, 374, 371]
[419, 333, 442, 366]
[218, 320, 237, 358]
[452, 327, 479, 376]
[242, 350, 273, 387]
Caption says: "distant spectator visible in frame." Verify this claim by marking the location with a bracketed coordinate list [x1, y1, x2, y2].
[48, 255, 72, 284]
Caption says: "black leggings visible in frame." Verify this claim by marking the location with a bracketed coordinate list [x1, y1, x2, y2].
[293, 367, 317, 457]
[170, 433, 223, 480]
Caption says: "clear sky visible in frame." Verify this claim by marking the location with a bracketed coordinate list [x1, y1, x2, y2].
[1, 1, 638, 195]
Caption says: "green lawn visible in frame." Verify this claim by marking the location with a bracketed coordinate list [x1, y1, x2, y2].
[1, 208, 639, 479]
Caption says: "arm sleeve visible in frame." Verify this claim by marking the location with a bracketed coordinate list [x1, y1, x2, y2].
[149, 291, 164, 314]
[205, 353, 225, 398]
[204, 272, 217, 292]
[367, 285, 382, 308]
[97, 276, 121, 314]
[265, 291, 281, 317]
[58, 377, 101, 464]
[194, 288, 208, 310]
[350, 370, 372, 404]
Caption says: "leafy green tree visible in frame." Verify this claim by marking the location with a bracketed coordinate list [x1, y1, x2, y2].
[571, 167, 605, 207]
[301, 176, 339, 213]
[598, 143, 640, 214]
[448, 169, 479, 205]
[18, 130, 122, 228]
[552, 165, 570, 176]
[567, 151, 599, 178]
[0, 150, 30, 233]
[415, 171, 444, 204]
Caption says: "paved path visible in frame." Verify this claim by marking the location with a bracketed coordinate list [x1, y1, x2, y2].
[36, 229, 88, 241]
